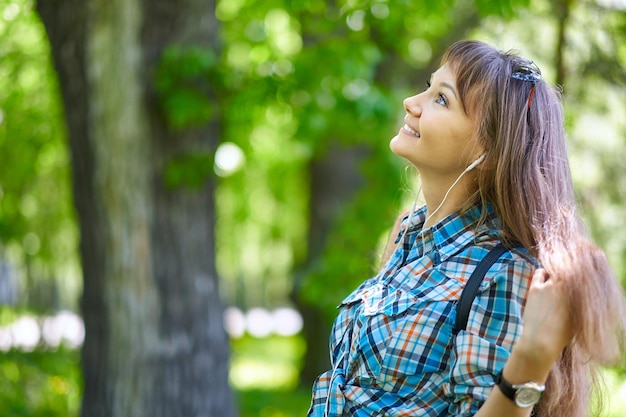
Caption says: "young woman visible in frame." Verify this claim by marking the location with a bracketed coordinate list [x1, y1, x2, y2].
[307, 40, 626, 417]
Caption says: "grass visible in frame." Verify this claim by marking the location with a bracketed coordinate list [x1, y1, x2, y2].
[237, 389, 311, 417]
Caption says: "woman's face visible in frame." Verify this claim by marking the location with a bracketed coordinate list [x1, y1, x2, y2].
[390, 64, 482, 178]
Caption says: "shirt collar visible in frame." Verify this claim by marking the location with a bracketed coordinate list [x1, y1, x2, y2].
[403, 202, 500, 265]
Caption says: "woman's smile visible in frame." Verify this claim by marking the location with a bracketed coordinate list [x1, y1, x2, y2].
[400, 123, 420, 138]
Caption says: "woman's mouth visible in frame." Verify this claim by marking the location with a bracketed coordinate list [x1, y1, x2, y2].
[401, 124, 420, 138]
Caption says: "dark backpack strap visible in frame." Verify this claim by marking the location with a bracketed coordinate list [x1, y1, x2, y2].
[453, 244, 507, 335]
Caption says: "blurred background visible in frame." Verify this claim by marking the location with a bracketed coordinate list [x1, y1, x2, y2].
[1, 0, 625, 415]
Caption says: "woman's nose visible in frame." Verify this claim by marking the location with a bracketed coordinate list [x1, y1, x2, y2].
[403, 94, 422, 116]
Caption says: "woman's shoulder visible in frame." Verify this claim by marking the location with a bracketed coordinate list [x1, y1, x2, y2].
[470, 243, 536, 299]
[493, 243, 538, 268]
[443, 240, 538, 286]
[448, 238, 536, 265]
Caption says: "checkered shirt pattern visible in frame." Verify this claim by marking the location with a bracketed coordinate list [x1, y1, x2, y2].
[307, 204, 537, 416]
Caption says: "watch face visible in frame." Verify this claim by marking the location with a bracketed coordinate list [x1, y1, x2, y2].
[515, 385, 543, 407]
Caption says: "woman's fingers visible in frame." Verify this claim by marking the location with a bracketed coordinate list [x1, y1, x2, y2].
[522, 267, 573, 358]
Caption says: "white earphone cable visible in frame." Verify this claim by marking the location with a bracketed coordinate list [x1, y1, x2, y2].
[384, 154, 486, 271]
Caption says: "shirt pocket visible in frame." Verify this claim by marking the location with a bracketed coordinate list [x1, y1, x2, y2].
[376, 293, 455, 382]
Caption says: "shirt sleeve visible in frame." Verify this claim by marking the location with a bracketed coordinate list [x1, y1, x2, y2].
[446, 257, 533, 415]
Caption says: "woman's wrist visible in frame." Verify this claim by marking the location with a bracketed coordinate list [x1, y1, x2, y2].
[503, 338, 557, 384]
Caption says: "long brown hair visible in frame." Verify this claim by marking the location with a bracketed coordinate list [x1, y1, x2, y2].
[442, 40, 626, 416]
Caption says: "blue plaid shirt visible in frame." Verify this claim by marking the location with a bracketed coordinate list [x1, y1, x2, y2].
[308, 204, 537, 416]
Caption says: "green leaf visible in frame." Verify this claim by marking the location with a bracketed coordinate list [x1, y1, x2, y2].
[163, 152, 215, 189]
[154, 44, 218, 130]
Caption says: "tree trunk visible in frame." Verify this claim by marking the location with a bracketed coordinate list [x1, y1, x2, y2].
[36, 0, 235, 416]
[553, 0, 572, 89]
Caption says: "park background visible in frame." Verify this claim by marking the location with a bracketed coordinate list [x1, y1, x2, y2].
[1, 0, 626, 415]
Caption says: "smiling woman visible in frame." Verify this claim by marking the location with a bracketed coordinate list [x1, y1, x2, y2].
[307, 40, 626, 417]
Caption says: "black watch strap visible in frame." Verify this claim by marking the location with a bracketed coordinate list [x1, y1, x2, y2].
[496, 370, 545, 408]
[495, 370, 517, 401]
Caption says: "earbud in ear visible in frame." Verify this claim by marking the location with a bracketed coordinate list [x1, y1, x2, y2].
[465, 153, 486, 172]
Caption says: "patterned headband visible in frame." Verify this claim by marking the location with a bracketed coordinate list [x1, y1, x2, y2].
[511, 59, 542, 109]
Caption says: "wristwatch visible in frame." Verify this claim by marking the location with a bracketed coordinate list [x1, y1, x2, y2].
[495, 371, 545, 408]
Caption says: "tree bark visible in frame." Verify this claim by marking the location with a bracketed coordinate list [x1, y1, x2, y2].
[36, 0, 234, 416]
[553, 0, 572, 89]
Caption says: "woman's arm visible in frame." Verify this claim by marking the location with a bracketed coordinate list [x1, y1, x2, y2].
[475, 268, 573, 416]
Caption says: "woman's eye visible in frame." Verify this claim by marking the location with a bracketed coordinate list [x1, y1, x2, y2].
[425, 81, 447, 107]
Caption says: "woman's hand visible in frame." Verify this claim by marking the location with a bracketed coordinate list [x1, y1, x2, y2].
[515, 268, 574, 370]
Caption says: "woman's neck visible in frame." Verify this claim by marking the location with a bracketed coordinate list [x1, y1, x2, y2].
[420, 170, 478, 229]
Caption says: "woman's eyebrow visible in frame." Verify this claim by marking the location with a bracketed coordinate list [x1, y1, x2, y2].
[430, 74, 459, 100]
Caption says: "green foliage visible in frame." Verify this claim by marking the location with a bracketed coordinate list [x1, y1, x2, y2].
[237, 389, 311, 417]
[3, 0, 626, 413]
[0, 347, 82, 417]
[474, 0, 532, 18]
[0, 306, 22, 326]
[154, 45, 219, 130]
[0, 0, 79, 309]
[230, 334, 306, 390]
[163, 152, 215, 190]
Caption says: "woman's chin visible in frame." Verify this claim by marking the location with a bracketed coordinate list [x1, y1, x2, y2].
[390, 136, 416, 161]
[389, 135, 406, 155]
